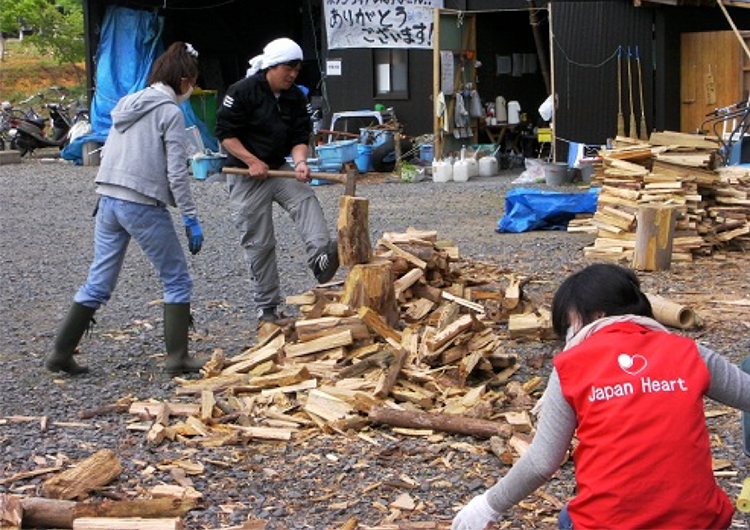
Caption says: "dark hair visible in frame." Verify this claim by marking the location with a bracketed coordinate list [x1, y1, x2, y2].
[148, 42, 199, 94]
[551, 263, 653, 337]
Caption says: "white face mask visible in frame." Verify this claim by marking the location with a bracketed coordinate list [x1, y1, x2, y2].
[176, 84, 194, 104]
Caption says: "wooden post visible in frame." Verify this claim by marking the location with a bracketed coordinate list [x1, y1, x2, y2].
[341, 262, 399, 327]
[633, 205, 677, 271]
[337, 196, 372, 266]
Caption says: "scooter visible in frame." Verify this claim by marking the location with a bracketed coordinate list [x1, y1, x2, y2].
[12, 103, 71, 156]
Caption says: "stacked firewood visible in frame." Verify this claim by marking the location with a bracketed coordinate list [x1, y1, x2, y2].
[125, 229, 552, 457]
[583, 131, 750, 261]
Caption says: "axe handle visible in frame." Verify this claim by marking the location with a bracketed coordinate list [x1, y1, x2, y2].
[222, 166, 347, 185]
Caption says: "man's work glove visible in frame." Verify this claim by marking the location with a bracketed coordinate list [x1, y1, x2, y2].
[452, 492, 500, 530]
[183, 215, 204, 255]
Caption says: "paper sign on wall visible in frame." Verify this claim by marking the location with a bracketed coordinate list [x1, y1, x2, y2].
[324, 0, 444, 50]
[327, 59, 342, 76]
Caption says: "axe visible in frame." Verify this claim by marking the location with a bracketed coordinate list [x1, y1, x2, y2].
[223, 165, 357, 196]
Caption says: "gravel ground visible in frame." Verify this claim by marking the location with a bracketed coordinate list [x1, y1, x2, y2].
[2, 157, 750, 529]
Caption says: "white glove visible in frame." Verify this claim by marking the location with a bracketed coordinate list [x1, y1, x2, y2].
[452, 492, 500, 530]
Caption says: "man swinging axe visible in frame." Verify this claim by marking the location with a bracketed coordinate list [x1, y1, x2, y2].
[215, 37, 339, 325]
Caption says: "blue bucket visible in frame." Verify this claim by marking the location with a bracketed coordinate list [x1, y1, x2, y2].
[419, 144, 434, 163]
[355, 143, 373, 172]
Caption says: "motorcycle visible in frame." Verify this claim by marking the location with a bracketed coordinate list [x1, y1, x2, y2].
[10, 91, 90, 157]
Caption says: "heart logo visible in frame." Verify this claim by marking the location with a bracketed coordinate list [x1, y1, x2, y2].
[617, 353, 647, 375]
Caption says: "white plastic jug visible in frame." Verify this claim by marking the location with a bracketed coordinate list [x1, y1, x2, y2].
[479, 156, 498, 177]
[467, 156, 479, 178]
[453, 148, 470, 182]
[433, 159, 453, 183]
[507, 101, 521, 124]
[495, 96, 507, 123]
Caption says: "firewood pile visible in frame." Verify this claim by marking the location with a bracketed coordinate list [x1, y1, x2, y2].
[126, 229, 551, 456]
[582, 131, 750, 261]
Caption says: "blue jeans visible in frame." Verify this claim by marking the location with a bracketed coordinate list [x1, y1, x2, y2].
[74, 196, 193, 308]
[559, 504, 573, 530]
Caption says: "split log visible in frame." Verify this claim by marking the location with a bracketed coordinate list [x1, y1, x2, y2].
[0, 494, 22, 530]
[633, 205, 677, 271]
[72, 518, 183, 530]
[19, 497, 197, 529]
[645, 293, 696, 329]
[341, 262, 399, 326]
[42, 449, 123, 501]
[337, 196, 372, 266]
[357, 306, 402, 344]
[369, 406, 506, 438]
[374, 348, 408, 398]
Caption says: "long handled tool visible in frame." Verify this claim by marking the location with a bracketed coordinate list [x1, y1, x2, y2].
[636, 46, 648, 141]
[223, 166, 357, 196]
[617, 46, 625, 138]
[627, 46, 638, 140]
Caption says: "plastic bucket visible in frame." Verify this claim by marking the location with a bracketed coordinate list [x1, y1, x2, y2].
[419, 144, 434, 163]
[543, 163, 571, 186]
[355, 143, 373, 172]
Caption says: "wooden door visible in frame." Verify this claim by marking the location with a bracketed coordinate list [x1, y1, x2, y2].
[681, 31, 742, 134]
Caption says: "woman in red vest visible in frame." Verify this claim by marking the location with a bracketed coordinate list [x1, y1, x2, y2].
[452, 263, 749, 530]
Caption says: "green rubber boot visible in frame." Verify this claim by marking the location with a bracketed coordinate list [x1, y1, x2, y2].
[46, 302, 96, 375]
[164, 303, 207, 375]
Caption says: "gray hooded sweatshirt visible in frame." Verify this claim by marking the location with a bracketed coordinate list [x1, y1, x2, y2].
[96, 85, 197, 218]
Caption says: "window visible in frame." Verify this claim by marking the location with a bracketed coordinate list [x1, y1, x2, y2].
[373, 49, 408, 99]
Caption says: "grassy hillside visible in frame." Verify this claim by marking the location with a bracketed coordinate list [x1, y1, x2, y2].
[0, 39, 85, 103]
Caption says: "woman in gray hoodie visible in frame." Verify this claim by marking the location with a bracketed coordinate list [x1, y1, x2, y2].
[46, 42, 206, 376]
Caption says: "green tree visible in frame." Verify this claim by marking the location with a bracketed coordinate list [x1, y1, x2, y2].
[0, 0, 84, 73]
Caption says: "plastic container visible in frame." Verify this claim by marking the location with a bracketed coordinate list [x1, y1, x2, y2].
[543, 162, 572, 186]
[316, 139, 358, 165]
[432, 159, 453, 183]
[191, 154, 226, 180]
[453, 150, 470, 183]
[355, 143, 373, 173]
[467, 156, 479, 178]
[495, 96, 507, 123]
[479, 155, 498, 177]
[360, 128, 393, 148]
[419, 144, 434, 164]
[507, 101, 521, 125]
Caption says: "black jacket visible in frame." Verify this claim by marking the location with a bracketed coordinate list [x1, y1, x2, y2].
[215, 72, 311, 169]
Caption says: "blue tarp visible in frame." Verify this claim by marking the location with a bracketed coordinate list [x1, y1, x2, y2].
[496, 187, 600, 233]
[62, 6, 217, 164]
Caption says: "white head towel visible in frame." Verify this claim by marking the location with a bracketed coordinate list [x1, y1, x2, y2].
[246, 38, 303, 77]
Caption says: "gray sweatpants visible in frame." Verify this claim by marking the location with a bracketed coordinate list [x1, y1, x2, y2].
[226, 167, 331, 311]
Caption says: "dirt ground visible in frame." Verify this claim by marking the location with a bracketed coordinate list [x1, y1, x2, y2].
[2, 159, 750, 529]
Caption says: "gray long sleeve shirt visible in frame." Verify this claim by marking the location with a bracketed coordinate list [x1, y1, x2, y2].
[485, 342, 750, 514]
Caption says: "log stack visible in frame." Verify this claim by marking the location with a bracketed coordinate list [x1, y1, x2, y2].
[584, 131, 750, 262]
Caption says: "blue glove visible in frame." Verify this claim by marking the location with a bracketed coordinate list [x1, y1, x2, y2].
[183, 215, 203, 255]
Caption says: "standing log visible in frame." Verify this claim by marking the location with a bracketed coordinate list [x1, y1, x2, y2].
[341, 262, 399, 326]
[369, 407, 506, 438]
[0, 494, 22, 530]
[337, 196, 372, 266]
[73, 518, 183, 530]
[633, 205, 677, 271]
[645, 293, 696, 329]
[42, 449, 123, 500]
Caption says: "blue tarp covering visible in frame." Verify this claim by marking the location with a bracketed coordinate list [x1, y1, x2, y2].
[496, 187, 600, 233]
[62, 6, 217, 164]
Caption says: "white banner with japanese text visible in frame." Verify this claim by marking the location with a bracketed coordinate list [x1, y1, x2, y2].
[324, 0, 443, 50]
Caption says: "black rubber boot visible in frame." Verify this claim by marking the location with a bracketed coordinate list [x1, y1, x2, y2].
[164, 303, 206, 375]
[46, 302, 96, 375]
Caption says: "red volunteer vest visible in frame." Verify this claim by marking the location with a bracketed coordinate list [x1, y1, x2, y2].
[554, 322, 733, 530]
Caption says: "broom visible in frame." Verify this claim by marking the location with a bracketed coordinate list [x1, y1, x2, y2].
[636, 45, 648, 141]
[627, 46, 638, 140]
[617, 46, 625, 138]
